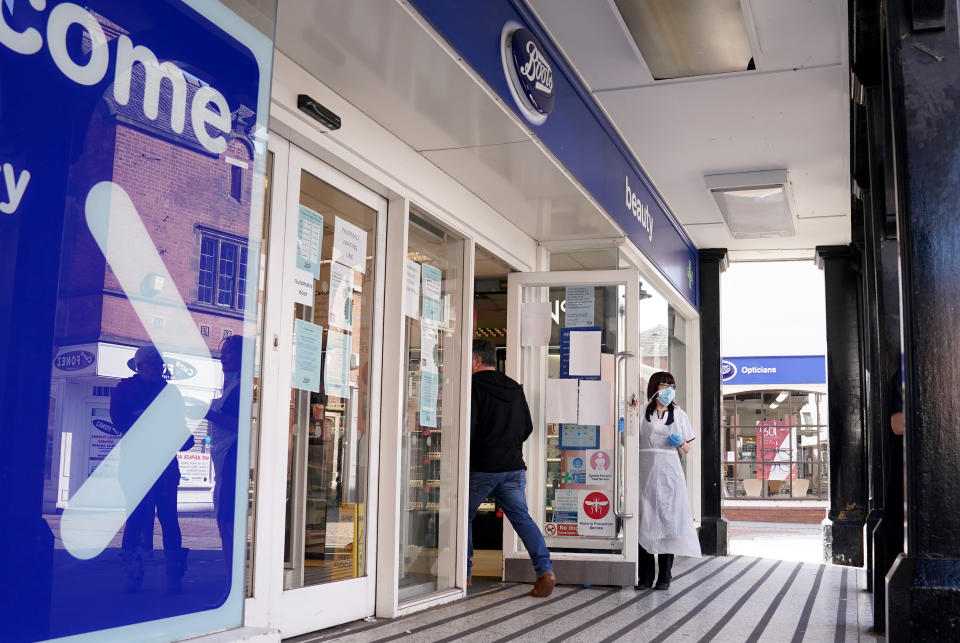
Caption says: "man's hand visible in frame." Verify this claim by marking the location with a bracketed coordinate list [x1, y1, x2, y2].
[891, 411, 904, 435]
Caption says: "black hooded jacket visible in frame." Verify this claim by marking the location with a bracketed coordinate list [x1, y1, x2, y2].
[470, 370, 533, 472]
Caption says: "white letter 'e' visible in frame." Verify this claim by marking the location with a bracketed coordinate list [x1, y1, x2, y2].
[47, 3, 108, 86]
[191, 86, 231, 155]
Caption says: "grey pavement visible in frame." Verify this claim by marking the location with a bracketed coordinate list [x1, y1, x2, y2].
[290, 552, 883, 642]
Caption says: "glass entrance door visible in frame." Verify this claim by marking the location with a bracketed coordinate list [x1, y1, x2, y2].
[505, 270, 640, 586]
[276, 146, 385, 634]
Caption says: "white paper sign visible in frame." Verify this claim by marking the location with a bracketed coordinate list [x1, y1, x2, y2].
[564, 286, 595, 327]
[332, 216, 367, 273]
[405, 260, 421, 319]
[568, 329, 601, 377]
[521, 302, 552, 347]
[420, 321, 439, 374]
[292, 269, 315, 306]
[585, 449, 614, 487]
[545, 378, 579, 424]
[577, 379, 612, 426]
[177, 452, 212, 487]
[578, 490, 615, 537]
[324, 329, 352, 399]
[328, 262, 354, 331]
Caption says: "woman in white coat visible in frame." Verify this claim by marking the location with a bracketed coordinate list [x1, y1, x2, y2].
[636, 371, 701, 590]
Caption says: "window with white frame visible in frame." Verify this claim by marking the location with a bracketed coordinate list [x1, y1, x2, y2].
[197, 227, 248, 311]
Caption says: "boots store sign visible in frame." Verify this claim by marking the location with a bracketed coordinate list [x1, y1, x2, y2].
[501, 23, 555, 125]
[0, 1, 271, 641]
[410, 0, 700, 308]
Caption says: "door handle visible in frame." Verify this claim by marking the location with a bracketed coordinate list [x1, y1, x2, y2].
[614, 351, 635, 519]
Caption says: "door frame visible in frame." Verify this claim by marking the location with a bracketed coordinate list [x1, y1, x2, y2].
[245, 135, 387, 637]
[504, 269, 641, 582]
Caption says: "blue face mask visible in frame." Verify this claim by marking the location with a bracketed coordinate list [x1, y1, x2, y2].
[657, 387, 676, 406]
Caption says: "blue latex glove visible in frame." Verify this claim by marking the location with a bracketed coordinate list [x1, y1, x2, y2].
[667, 433, 683, 448]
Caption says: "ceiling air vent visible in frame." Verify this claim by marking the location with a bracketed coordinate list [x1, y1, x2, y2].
[614, 0, 754, 80]
[705, 170, 796, 239]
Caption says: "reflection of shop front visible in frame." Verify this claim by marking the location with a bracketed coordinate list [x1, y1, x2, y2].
[721, 355, 829, 523]
[47, 342, 224, 513]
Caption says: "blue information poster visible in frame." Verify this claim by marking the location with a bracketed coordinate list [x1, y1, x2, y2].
[0, 2, 274, 641]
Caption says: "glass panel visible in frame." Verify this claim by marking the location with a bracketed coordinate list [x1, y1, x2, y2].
[532, 283, 624, 552]
[722, 390, 829, 500]
[283, 170, 377, 589]
[398, 211, 464, 602]
[245, 150, 275, 596]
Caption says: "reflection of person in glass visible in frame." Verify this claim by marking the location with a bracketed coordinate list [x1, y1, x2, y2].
[205, 335, 242, 582]
[635, 371, 701, 591]
[111, 345, 193, 594]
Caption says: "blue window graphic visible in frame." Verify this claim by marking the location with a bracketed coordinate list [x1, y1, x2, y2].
[0, 1, 273, 641]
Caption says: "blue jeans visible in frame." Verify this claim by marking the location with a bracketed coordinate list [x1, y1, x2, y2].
[468, 470, 553, 578]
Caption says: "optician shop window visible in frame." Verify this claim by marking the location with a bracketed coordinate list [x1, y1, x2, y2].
[722, 391, 829, 499]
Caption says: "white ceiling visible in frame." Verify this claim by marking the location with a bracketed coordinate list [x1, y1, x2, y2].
[527, 0, 851, 261]
[275, 0, 850, 263]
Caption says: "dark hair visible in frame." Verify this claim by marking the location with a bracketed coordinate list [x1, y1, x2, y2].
[220, 334, 244, 357]
[644, 370, 676, 425]
[472, 339, 497, 367]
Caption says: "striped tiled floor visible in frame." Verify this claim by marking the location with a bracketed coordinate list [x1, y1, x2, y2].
[289, 556, 882, 642]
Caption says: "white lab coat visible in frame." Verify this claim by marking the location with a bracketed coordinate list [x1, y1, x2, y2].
[637, 405, 702, 557]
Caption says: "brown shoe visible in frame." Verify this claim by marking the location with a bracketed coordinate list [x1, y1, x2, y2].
[530, 572, 556, 597]
[466, 576, 472, 588]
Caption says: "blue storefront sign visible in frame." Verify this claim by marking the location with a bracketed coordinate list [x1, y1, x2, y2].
[721, 356, 826, 386]
[408, 0, 700, 309]
[0, 2, 272, 641]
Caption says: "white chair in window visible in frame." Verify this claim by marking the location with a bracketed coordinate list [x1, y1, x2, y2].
[743, 478, 762, 497]
[791, 479, 810, 498]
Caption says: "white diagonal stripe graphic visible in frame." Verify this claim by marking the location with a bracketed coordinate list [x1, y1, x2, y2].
[60, 181, 212, 559]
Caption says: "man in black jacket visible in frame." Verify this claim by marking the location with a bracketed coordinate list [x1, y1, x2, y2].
[468, 339, 555, 597]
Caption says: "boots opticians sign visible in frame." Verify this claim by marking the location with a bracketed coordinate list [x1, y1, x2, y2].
[501, 22, 555, 125]
[0, 1, 272, 641]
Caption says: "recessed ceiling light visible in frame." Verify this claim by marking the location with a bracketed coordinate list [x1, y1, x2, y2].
[613, 0, 755, 80]
[705, 170, 796, 239]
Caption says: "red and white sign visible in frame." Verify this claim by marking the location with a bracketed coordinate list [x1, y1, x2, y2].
[544, 522, 579, 537]
[578, 490, 614, 537]
[757, 420, 797, 481]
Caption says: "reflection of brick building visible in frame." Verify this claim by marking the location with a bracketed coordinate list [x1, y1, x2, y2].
[47, 16, 258, 511]
[639, 324, 668, 371]
[58, 59, 256, 354]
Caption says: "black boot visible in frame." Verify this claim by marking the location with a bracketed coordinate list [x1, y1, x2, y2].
[165, 547, 190, 594]
[635, 544, 656, 590]
[121, 548, 145, 593]
[655, 554, 674, 590]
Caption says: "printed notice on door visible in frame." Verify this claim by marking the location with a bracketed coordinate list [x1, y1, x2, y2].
[297, 205, 324, 279]
[293, 319, 323, 392]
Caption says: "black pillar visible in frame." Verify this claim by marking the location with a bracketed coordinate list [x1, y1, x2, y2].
[865, 81, 905, 631]
[884, 0, 960, 637]
[698, 248, 727, 556]
[816, 245, 867, 567]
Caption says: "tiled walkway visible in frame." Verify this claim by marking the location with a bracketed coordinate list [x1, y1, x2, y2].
[289, 555, 882, 642]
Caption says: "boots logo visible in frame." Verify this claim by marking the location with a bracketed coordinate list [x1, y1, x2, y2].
[501, 22, 555, 125]
[721, 360, 737, 382]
